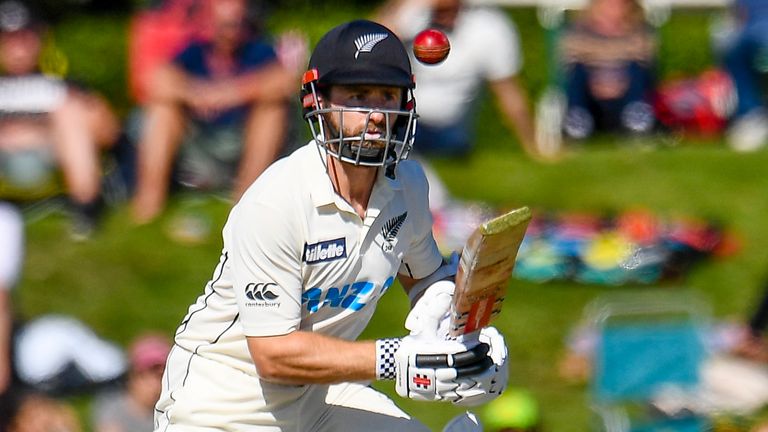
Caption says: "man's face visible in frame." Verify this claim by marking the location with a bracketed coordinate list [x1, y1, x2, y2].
[0, 29, 41, 75]
[324, 84, 404, 150]
[432, 0, 461, 30]
[592, 0, 635, 23]
[129, 364, 165, 407]
[211, 0, 248, 48]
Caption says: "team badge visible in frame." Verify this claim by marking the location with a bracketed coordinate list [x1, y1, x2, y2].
[354, 33, 388, 59]
[381, 212, 407, 252]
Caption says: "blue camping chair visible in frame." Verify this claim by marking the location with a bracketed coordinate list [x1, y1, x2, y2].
[585, 290, 712, 432]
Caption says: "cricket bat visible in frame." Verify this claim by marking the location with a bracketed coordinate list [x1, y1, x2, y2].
[449, 206, 532, 337]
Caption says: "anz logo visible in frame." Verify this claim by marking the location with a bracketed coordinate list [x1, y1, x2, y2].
[244, 282, 280, 308]
[302, 276, 395, 313]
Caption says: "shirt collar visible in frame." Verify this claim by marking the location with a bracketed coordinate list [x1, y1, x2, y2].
[307, 141, 401, 213]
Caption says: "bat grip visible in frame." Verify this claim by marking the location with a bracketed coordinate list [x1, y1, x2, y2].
[460, 330, 481, 348]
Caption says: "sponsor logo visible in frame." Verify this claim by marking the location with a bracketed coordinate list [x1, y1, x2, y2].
[302, 276, 395, 313]
[380, 212, 407, 252]
[354, 33, 388, 59]
[303, 238, 347, 265]
[244, 282, 281, 308]
[413, 374, 432, 388]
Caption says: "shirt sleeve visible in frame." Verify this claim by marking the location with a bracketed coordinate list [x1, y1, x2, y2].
[172, 42, 202, 72]
[227, 200, 303, 337]
[397, 162, 443, 279]
[240, 40, 278, 71]
[481, 10, 523, 81]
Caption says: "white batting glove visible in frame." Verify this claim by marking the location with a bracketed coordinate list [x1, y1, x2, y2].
[394, 335, 494, 403]
[405, 279, 454, 340]
[451, 326, 509, 407]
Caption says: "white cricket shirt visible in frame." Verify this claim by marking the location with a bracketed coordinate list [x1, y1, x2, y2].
[173, 142, 443, 376]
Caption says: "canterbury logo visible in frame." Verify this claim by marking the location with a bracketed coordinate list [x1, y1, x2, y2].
[245, 282, 279, 301]
[354, 33, 388, 58]
[381, 212, 407, 252]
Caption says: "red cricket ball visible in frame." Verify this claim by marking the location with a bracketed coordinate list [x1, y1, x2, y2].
[413, 28, 450, 65]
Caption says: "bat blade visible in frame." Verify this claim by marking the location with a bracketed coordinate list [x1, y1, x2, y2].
[449, 206, 532, 337]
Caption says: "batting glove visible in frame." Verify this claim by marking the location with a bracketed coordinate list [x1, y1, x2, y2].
[394, 335, 493, 403]
[405, 279, 454, 340]
[450, 326, 509, 407]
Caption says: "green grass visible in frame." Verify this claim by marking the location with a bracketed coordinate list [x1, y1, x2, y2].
[19, 142, 768, 431]
[18, 5, 762, 432]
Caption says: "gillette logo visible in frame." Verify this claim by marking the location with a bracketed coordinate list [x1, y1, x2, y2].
[303, 238, 347, 264]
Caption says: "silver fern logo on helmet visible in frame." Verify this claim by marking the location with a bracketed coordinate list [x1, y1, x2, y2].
[354, 33, 388, 59]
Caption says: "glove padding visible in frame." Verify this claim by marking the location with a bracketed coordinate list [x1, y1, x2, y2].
[395, 335, 493, 403]
[450, 327, 509, 407]
[405, 279, 454, 340]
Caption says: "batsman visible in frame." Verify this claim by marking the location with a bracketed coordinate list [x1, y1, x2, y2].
[154, 19, 508, 432]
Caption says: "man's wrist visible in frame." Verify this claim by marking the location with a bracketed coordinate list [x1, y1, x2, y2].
[375, 338, 401, 380]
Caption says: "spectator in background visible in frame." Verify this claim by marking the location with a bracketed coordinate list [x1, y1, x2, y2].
[0, 205, 93, 432]
[0, 0, 120, 239]
[5, 391, 82, 432]
[722, 0, 768, 152]
[91, 334, 171, 432]
[130, 0, 299, 224]
[558, 0, 657, 140]
[731, 277, 768, 362]
[0, 202, 22, 405]
[376, 0, 538, 159]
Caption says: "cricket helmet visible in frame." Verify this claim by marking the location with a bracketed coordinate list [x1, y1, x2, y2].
[301, 19, 417, 169]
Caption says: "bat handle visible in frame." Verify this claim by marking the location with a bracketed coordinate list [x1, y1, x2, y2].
[459, 329, 481, 348]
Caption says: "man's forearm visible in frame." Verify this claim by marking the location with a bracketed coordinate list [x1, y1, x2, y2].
[148, 64, 193, 104]
[234, 102, 289, 199]
[225, 63, 296, 106]
[247, 331, 376, 385]
[492, 77, 537, 156]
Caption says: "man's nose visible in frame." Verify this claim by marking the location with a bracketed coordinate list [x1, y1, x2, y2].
[368, 110, 386, 125]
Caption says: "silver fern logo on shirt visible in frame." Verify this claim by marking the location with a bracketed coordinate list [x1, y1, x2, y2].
[354, 33, 388, 59]
[381, 212, 407, 252]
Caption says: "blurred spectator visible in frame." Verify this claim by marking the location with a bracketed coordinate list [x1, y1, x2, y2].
[732, 277, 768, 362]
[376, 0, 538, 158]
[722, 0, 768, 152]
[0, 0, 120, 239]
[12, 315, 126, 395]
[0, 202, 22, 399]
[4, 391, 82, 432]
[130, 0, 299, 224]
[0, 314, 126, 431]
[91, 334, 171, 432]
[558, 0, 657, 140]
